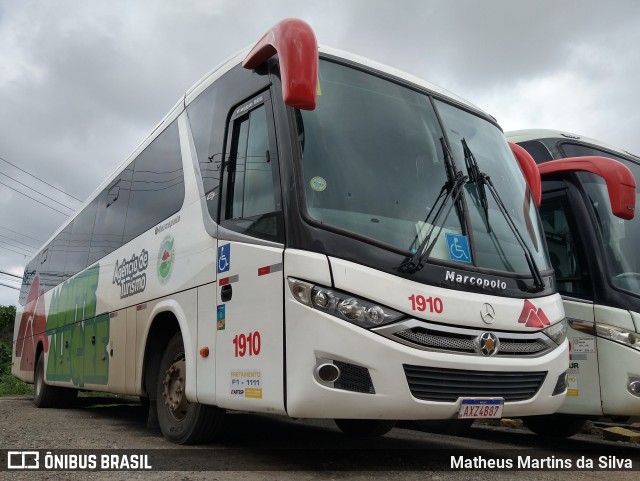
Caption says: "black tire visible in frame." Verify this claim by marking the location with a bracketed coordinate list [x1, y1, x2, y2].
[156, 332, 225, 444]
[413, 419, 474, 435]
[334, 419, 396, 437]
[522, 414, 586, 437]
[34, 353, 77, 408]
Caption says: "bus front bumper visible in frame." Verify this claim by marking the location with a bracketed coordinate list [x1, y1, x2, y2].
[285, 302, 569, 420]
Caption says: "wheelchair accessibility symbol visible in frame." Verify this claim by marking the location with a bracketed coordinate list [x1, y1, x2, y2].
[446, 234, 471, 264]
[218, 244, 230, 273]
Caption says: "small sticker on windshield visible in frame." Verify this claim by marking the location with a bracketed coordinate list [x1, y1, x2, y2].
[310, 176, 327, 192]
[446, 234, 471, 264]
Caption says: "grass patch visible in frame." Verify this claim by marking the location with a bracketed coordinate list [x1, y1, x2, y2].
[0, 373, 33, 396]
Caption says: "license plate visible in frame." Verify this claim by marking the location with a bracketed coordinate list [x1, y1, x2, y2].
[458, 398, 504, 419]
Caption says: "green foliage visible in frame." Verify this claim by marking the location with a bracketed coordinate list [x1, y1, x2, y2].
[0, 304, 16, 340]
[0, 304, 32, 396]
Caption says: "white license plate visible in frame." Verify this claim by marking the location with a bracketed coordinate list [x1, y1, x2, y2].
[458, 398, 504, 419]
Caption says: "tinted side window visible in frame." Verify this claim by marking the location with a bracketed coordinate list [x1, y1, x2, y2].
[539, 194, 592, 299]
[19, 258, 39, 305]
[124, 121, 184, 242]
[89, 164, 133, 265]
[187, 84, 224, 219]
[41, 224, 72, 291]
[222, 100, 282, 242]
[234, 105, 274, 217]
[518, 140, 554, 163]
[186, 63, 272, 222]
[65, 197, 98, 275]
[559, 142, 629, 163]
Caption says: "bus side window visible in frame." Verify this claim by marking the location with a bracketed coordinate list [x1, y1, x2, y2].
[123, 120, 184, 243]
[539, 193, 592, 299]
[89, 164, 133, 265]
[517, 140, 554, 164]
[65, 197, 98, 278]
[221, 100, 283, 243]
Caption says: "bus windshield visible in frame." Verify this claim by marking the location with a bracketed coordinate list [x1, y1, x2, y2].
[297, 59, 549, 274]
[563, 143, 640, 294]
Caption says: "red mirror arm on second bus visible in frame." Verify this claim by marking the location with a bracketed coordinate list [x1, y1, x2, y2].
[538, 156, 636, 220]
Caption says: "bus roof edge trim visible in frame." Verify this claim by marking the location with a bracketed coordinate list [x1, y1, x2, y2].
[243, 18, 318, 110]
[539, 156, 636, 220]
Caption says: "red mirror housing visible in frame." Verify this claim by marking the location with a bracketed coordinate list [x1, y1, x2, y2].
[538, 156, 636, 220]
[243, 18, 318, 110]
[509, 142, 542, 207]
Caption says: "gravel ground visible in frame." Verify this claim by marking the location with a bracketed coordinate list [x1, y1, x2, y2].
[1, 395, 639, 480]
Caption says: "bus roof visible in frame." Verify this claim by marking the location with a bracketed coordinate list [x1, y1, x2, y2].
[505, 128, 640, 161]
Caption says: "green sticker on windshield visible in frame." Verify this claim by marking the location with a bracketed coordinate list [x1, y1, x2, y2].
[310, 176, 327, 192]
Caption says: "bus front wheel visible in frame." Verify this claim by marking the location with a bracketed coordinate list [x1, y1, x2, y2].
[522, 414, 586, 437]
[334, 419, 396, 437]
[156, 332, 225, 444]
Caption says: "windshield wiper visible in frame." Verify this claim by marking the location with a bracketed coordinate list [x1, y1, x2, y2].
[462, 138, 490, 232]
[399, 138, 467, 274]
[461, 139, 545, 292]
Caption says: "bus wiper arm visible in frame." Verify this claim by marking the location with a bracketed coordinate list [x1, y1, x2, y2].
[399, 169, 467, 274]
[461, 140, 545, 292]
[462, 138, 490, 232]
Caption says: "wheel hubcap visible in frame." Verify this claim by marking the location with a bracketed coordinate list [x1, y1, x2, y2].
[162, 358, 189, 421]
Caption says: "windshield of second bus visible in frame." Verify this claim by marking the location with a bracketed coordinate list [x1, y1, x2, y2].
[562, 143, 640, 294]
[296, 59, 549, 274]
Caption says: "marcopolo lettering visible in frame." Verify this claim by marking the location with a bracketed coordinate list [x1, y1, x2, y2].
[112, 249, 149, 299]
[445, 270, 507, 291]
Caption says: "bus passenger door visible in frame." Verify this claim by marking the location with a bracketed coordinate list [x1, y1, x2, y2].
[214, 90, 287, 414]
[539, 187, 603, 415]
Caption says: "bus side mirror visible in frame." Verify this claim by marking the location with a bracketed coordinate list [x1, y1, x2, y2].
[243, 18, 318, 110]
[538, 156, 636, 220]
[509, 142, 542, 207]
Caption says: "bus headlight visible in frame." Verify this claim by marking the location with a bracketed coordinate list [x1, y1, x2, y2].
[543, 319, 568, 345]
[288, 278, 405, 329]
[596, 323, 640, 351]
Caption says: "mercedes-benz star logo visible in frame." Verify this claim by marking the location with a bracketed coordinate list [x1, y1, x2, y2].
[480, 303, 496, 324]
[477, 332, 500, 356]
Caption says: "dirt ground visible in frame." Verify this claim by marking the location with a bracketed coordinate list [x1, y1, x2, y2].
[1, 395, 639, 481]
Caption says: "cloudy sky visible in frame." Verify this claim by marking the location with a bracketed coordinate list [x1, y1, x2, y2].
[1, 0, 639, 306]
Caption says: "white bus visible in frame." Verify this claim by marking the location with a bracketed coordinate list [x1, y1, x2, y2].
[13, 19, 570, 444]
[507, 129, 640, 436]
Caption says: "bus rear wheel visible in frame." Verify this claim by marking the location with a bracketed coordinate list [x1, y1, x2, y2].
[334, 419, 396, 437]
[522, 414, 586, 438]
[34, 353, 77, 408]
[156, 332, 225, 444]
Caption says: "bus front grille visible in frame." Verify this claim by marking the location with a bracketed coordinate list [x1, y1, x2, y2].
[403, 365, 546, 402]
[373, 319, 555, 358]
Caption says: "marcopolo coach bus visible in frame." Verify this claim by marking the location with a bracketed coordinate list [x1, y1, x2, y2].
[13, 19, 570, 444]
[507, 129, 640, 436]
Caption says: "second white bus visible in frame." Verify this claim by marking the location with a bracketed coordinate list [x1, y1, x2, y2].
[508, 129, 640, 436]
